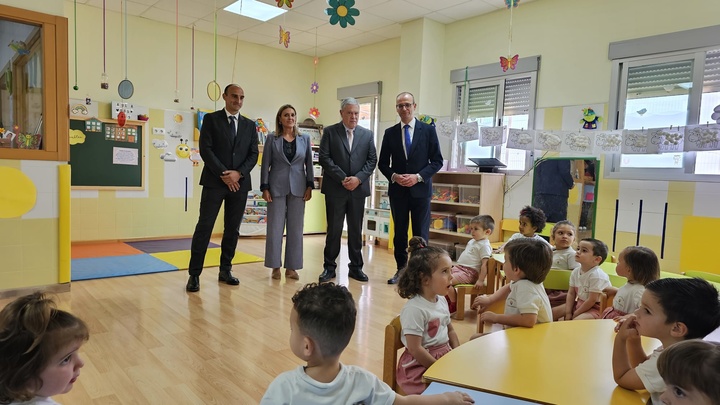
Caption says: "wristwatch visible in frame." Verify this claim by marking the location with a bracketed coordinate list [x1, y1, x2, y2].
[416, 174, 423, 182]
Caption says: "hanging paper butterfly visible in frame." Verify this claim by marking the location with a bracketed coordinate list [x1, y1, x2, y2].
[499, 54, 519, 72]
[310, 82, 319, 94]
[309, 107, 320, 119]
[16, 133, 41, 149]
[276, 0, 293, 8]
[279, 26, 290, 48]
[505, 0, 519, 8]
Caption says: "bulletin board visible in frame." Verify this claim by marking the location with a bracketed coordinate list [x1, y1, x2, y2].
[69, 118, 145, 189]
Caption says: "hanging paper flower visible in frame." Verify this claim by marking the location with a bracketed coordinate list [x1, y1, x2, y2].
[310, 82, 319, 94]
[325, 0, 360, 28]
[309, 107, 320, 119]
[505, 0, 519, 8]
[279, 26, 290, 48]
[276, 0, 293, 8]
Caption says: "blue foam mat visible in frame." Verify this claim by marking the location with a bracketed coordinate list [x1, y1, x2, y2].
[71, 254, 179, 281]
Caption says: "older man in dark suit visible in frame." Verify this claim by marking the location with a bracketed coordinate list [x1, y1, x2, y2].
[379, 92, 444, 284]
[318, 98, 377, 283]
[186, 84, 259, 292]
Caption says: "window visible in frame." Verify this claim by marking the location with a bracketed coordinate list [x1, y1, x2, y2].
[453, 70, 536, 174]
[0, 5, 69, 161]
[608, 25, 720, 180]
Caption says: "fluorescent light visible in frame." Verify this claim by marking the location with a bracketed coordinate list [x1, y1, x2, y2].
[224, 0, 286, 22]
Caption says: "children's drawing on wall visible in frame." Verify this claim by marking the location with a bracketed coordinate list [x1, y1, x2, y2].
[69, 98, 99, 119]
[256, 118, 269, 145]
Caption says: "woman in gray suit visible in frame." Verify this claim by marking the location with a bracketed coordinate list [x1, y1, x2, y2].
[260, 104, 314, 280]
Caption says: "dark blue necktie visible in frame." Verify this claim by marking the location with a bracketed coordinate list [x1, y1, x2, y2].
[229, 115, 237, 135]
[404, 124, 411, 156]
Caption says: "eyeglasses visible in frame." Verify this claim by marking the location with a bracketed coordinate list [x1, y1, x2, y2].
[396, 103, 413, 110]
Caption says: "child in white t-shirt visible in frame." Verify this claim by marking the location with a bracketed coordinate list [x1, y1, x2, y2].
[446, 215, 494, 313]
[562, 238, 611, 320]
[613, 278, 720, 404]
[260, 282, 473, 404]
[602, 246, 660, 319]
[471, 238, 553, 336]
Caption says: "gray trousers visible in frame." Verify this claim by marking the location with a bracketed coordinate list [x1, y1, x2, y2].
[264, 193, 306, 269]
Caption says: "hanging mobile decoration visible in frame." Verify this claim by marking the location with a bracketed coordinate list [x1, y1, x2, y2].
[309, 28, 320, 118]
[499, 0, 520, 72]
[276, 0, 293, 8]
[190, 25, 195, 110]
[279, 26, 291, 48]
[72, 0, 79, 90]
[174, 0, 180, 103]
[207, 8, 221, 102]
[118, 0, 134, 100]
[326, 0, 360, 28]
[100, 0, 108, 89]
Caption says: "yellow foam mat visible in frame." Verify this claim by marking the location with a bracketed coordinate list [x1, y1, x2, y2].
[151, 248, 263, 270]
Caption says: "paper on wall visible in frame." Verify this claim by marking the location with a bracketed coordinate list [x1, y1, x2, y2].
[436, 120, 457, 140]
[457, 121, 479, 143]
[480, 126, 507, 147]
[506, 129, 535, 150]
[594, 130, 622, 153]
[684, 124, 720, 151]
[562, 130, 595, 154]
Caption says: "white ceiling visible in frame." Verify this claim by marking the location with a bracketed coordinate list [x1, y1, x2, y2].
[77, 0, 536, 57]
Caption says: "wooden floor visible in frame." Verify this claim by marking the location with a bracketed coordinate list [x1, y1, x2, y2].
[1, 235, 480, 404]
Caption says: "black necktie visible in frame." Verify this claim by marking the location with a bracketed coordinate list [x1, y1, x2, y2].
[229, 115, 237, 134]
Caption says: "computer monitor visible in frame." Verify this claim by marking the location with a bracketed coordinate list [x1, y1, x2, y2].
[468, 157, 507, 173]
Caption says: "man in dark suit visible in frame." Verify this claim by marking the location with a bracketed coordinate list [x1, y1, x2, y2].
[318, 97, 377, 283]
[186, 84, 259, 292]
[533, 158, 575, 223]
[378, 92, 443, 284]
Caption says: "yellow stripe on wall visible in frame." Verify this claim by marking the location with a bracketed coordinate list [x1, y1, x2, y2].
[59, 165, 71, 283]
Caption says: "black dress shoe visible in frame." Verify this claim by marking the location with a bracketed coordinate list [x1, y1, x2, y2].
[218, 270, 240, 285]
[186, 275, 200, 292]
[348, 269, 369, 282]
[318, 268, 336, 283]
[387, 270, 401, 285]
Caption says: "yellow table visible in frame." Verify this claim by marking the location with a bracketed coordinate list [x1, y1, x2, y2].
[423, 320, 660, 405]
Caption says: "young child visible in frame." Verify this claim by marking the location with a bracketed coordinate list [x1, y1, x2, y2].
[396, 237, 460, 395]
[446, 215, 495, 313]
[601, 246, 660, 319]
[546, 220, 577, 308]
[560, 238, 612, 320]
[657, 339, 720, 405]
[550, 220, 577, 271]
[260, 283, 473, 404]
[0, 292, 89, 405]
[497, 206, 551, 252]
[472, 238, 553, 333]
[612, 278, 720, 405]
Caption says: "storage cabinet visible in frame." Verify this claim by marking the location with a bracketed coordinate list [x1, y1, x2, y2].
[429, 171, 504, 248]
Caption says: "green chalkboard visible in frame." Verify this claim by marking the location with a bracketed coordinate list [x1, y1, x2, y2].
[69, 118, 144, 189]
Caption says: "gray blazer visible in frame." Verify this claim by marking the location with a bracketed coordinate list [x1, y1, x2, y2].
[319, 122, 377, 198]
[260, 133, 314, 198]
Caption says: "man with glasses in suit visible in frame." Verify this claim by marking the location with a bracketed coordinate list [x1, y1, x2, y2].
[379, 92, 444, 284]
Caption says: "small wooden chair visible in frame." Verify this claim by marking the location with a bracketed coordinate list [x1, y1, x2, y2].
[453, 257, 499, 320]
[382, 316, 405, 394]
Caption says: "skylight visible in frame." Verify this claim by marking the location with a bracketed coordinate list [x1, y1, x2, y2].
[224, 0, 286, 22]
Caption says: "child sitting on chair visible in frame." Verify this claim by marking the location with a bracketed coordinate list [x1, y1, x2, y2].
[396, 237, 460, 395]
[557, 238, 611, 320]
[446, 215, 495, 313]
[657, 339, 720, 405]
[546, 220, 577, 308]
[471, 238, 553, 336]
[260, 283, 473, 404]
[612, 278, 720, 405]
[602, 246, 660, 320]
[496, 206, 551, 253]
